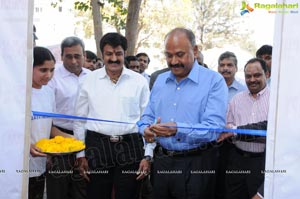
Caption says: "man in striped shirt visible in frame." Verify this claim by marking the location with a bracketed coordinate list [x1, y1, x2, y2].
[218, 58, 269, 199]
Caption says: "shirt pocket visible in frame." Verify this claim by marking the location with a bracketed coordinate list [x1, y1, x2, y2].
[121, 97, 140, 119]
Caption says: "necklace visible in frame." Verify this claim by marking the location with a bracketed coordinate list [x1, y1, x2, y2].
[110, 77, 119, 84]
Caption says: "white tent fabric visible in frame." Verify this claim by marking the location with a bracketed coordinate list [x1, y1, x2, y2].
[0, 0, 33, 198]
[265, 1, 300, 198]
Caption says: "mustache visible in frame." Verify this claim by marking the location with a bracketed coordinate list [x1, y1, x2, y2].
[168, 63, 185, 68]
[248, 82, 259, 86]
[108, 60, 121, 64]
[221, 71, 231, 75]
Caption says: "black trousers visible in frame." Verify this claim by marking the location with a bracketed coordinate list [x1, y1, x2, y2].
[139, 176, 153, 199]
[214, 141, 235, 199]
[85, 131, 144, 199]
[153, 147, 218, 199]
[46, 126, 86, 199]
[29, 174, 45, 199]
[225, 147, 265, 199]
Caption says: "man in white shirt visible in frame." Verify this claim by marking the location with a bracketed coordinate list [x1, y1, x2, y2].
[74, 33, 151, 199]
[47, 36, 90, 199]
[136, 52, 151, 84]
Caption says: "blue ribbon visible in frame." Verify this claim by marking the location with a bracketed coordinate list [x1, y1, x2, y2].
[32, 111, 135, 125]
[32, 111, 266, 136]
[136, 121, 266, 136]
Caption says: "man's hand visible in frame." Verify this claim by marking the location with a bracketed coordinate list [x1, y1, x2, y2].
[144, 127, 156, 143]
[217, 132, 234, 142]
[217, 124, 236, 142]
[149, 117, 177, 137]
[136, 158, 151, 180]
[251, 193, 263, 199]
[30, 144, 47, 157]
[75, 157, 90, 182]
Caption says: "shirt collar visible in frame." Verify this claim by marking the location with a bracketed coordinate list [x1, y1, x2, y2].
[166, 60, 200, 84]
[248, 85, 269, 97]
[98, 66, 130, 80]
[60, 65, 89, 78]
[60, 65, 72, 78]
[229, 79, 240, 90]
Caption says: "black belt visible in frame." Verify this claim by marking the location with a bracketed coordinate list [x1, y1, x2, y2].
[87, 130, 140, 143]
[234, 146, 265, 158]
[54, 126, 73, 135]
[156, 142, 216, 157]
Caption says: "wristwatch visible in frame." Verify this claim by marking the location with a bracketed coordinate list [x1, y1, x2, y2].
[143, 155, 153, 163]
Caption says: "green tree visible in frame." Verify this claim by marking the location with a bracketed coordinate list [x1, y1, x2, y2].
[73, 0, 141, 56]
[191, 0, 256, 52]
[136, 0, 193, 64]
[125, 0, 142, 55]
[52, 0, 257, 62]
[90, 0, 103, 58]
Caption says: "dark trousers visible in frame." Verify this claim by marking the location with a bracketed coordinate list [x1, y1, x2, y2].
[139, 176, 153, 199]
[153, 147, 218, 199]
[29, 174, 45, 199]
[225, 147, 265, 199]
[214, 141, 234, 199]
[85, 131, 145, 199]
[46, 126, 86, 199]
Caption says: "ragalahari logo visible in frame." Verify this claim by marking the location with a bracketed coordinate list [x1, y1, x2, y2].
[240, 1, 254, 15]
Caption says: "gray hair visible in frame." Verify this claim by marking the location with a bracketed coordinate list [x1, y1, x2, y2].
[61, 36, 85, 56]
[218, 51, 238, 67]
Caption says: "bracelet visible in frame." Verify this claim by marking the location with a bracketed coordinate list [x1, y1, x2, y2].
[143, 155, 153, 163]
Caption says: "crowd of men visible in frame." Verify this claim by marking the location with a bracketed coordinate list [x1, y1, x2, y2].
[30, 27, 273, 199]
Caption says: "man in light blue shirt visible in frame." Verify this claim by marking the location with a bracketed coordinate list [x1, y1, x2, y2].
[228, 79, 246, 101]
[138, 28, 228, 198]
[216, 51, 246, 199]
[218, 51, 246, 103]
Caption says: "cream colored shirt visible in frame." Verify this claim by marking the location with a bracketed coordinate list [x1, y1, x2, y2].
[48, 65, 90, 130]
[74, 66, 151, 157]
